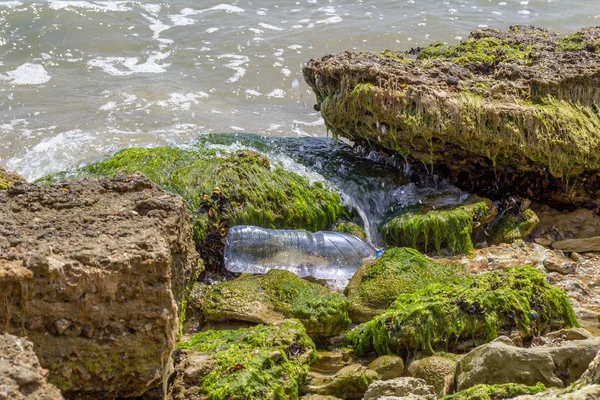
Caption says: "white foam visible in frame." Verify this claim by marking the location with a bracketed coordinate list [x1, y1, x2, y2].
[1, 63, 51, 85]
[0, 1, 23, 8]
[155, 92, 209, 111]
[218, 54, 249, 83]
[205, 27, 219, 33]
[258, 22, 284, 31]
[181, 4, 244, 16]
[245, 89, 262, 97]
[87, 51, 170, 76]
[280, 68, 291, 77]
[266, 89, 286, 98]
[48, 1, 132, 12]
[316, 16, 343, 24]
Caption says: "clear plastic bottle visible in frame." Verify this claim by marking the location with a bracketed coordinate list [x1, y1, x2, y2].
[224, 225, 378, 280]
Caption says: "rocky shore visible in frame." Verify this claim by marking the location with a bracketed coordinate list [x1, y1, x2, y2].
[2, 25, 600, 400]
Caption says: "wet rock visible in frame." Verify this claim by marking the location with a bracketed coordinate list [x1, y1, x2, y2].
[406, 356, 456, 397]
[201, 269, 351, 337]
[0, 167, 26, 190]
[302, 364, 379, 399]
[531, 205, 600, 244]
[168, 319, 316, 400]
[368, 355, 405, 380]
[347, 266, 577, 356]
[455, 336, 600, 391]
[303, 26, 600, 210]
[543, 258, 577, 274]
[0, 174, 201, 398]
[552, 237, 600, 253]
[310, 351, 352, 374]
[486, 208, 539, 245]
[345, 247, 461, 323]
[0, 333, 64, 400]
[362, 377, 436, 400]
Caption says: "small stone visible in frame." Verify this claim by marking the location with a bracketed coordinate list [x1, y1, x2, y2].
[81, 325, 95, 339]
[544, 258, 577, 275]
[546, 328, 593, 341]
[54, 318, 71, 335]
[571, 252, 584, 262]
[535, 237, 553, 247]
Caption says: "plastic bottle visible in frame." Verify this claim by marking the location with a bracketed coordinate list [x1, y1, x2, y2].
[224, 225, 379, 280]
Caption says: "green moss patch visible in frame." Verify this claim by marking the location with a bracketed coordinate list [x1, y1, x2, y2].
[334, 222, 367, 240]
[347, 266, 577, 356]
[345, 247, 462, 323]
[203, 270, 351, 337]
[487, 208, 539, 245]
[44, 147, 343, 266]
[381, 201, 492, 255]
[442, 382, 547, 400]
[174, 320, 316, 400]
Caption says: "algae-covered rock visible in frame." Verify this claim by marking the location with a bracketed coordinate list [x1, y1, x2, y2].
[202, 269, 351, 337]
[407, 356, 456, 397]
[169, 319, 316, 400]
[302, 364, 379, 400]
[303, 26, 600, 209]
[367, 354, 405, 380]
[488, 208, 539, 245]
[347, 266, 577, 356]
[334, 222, 367, 241]
[381, 199, 495, 255]
[345, 248, 461, 323]
[443, 382, 547, 400]
[0, 167, 25, 190]
[44, 147, 344, 266]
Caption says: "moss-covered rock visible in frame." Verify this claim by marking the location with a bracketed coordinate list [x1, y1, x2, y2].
[334, 222, 367, 240]
[367, 354, 405, 380]
[0, 168, 25, 190]
[488, 208, 540, 245]
[344, 247, 462, 323]
[202, 270, 351, 337]
[302, 364, 379, 400]
[347, 266, 578, 356]
[42, 147, 344, 266]
[442, 382, 547, 400]
[381, 199, 495, 255]
[303, 25, 600, 209]
[170, 319, 316, 400]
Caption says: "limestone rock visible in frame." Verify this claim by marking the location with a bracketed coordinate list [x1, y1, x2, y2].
[406, 356, 456, 397]
[303, 26, 600, 209]
[368, 355, 405, 380]
[303, 364, 379, 399]
[0, 334, 64, 400]
[0, 168, 26, 190]
[168, 319, 316, 400]
[201, 269, 351, 337]
[531, 206, 600, 244]
[455, 336, 600, 391]
[311, 351, 352, 374]
[545, 327, 594, 341]
[552, 237, 600, 253]
[0, 174, 201, 398]
[363, 377, 436, 400]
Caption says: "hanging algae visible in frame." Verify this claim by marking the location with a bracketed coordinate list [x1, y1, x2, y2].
[380, 201, 492, 255]
[347, 266, 578, 357]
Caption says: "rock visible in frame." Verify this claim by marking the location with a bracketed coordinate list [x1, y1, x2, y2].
[444, 383, 547, 400]
[380, 198, 495, 255]
[368, 355, 405, 380]
[0, 334, 64, 400]
[531, 205, 600, 244]
[201, 269, 351, 337]
[302, 364, 379, 399]
[311, 351, 352, 374]
[487, 208, 539, 245]
[363, 377, 437, 400]
[552, 237, 600, 253]
[303, 26, 600, 210]
[301, 395, 342, 400]
[455, 336, 600, 391]
[0, 174, 201, 398]
[344, 247, 461, 323]
[406, 356, 456, 397]
[0, 167, 26, 190]
[168, 319, 316, 400]
[43, 147, 344, 268]
[347, 266, 577, 356]
[544, 258, 577, 274]
[545, 327, 594, 341]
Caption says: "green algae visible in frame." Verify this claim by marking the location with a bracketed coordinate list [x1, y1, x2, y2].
[44, 147, 344, 266]
[345, 247, 463, 323]
[334, 222, 367, 240]
[557, 33, 600, 53]
[347, 266, 578, 357]
[176, 320, 316, 400]
[418, 38, 534, 67]
[442, 382, 547, 400]
[203, 270, 351, 337]
[381, 201, 491, 255]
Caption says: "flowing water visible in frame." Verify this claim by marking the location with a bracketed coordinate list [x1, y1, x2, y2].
[1, 0, 599, 181]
